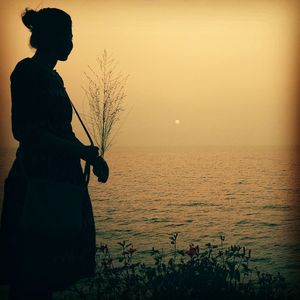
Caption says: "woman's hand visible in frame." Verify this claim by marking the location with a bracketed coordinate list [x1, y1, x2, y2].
[81, 145, 99, 164]
[92, 156, 109, 183]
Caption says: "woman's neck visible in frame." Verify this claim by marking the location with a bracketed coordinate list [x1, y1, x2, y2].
[32, 50, 58, 71]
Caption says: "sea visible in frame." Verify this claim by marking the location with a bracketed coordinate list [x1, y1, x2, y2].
[0, 146, 299, 290]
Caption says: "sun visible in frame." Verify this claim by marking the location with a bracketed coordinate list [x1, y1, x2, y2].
[175, 120, 180, 125]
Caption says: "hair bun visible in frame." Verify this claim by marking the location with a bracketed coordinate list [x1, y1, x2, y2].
[22, 8, 38, 30]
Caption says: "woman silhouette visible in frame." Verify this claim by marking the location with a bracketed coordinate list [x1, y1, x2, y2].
[0, 7, 109, 300]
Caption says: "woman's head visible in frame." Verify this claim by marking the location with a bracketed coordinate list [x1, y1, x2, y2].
[22, 7, 73, 61]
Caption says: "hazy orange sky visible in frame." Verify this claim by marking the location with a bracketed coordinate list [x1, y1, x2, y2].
[0, 0, 298, 149]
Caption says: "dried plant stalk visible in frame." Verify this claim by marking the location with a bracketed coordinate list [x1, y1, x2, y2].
[83, 50, 128, 156]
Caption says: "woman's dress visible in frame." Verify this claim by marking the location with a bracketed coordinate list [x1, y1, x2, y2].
[0, 58, 96, 292]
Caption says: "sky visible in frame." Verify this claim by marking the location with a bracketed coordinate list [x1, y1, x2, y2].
[0, 0, 299, 149]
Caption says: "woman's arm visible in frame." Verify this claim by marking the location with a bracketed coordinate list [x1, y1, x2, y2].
[32, 129, 98, 163]
[10, 61, 98, 163]
[68, 129, 99, 163]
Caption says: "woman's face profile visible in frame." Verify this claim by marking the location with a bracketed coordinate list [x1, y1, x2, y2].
[55, 26, 73, 61]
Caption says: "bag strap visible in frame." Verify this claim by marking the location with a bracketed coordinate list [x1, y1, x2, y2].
[68, 99, 94, 187]
[69, 99, 94, 146]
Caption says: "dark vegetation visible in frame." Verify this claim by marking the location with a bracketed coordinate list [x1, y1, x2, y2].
[55, 233, 292, 300]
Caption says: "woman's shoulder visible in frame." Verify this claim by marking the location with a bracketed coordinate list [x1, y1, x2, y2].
[10, 57, 38, 81]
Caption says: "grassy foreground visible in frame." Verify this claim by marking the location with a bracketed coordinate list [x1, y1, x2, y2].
[54, 233, 292, 300]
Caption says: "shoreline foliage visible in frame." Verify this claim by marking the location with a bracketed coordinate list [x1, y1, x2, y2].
[54, 233, 293, 300]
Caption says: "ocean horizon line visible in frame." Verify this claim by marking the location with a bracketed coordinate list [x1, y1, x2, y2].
[0, 144, 298, 152]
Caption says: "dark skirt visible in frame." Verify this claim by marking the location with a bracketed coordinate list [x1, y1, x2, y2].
[0, 175, 96, 293]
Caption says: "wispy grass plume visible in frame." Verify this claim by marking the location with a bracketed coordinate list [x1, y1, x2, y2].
[83, 49, 128, 156]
